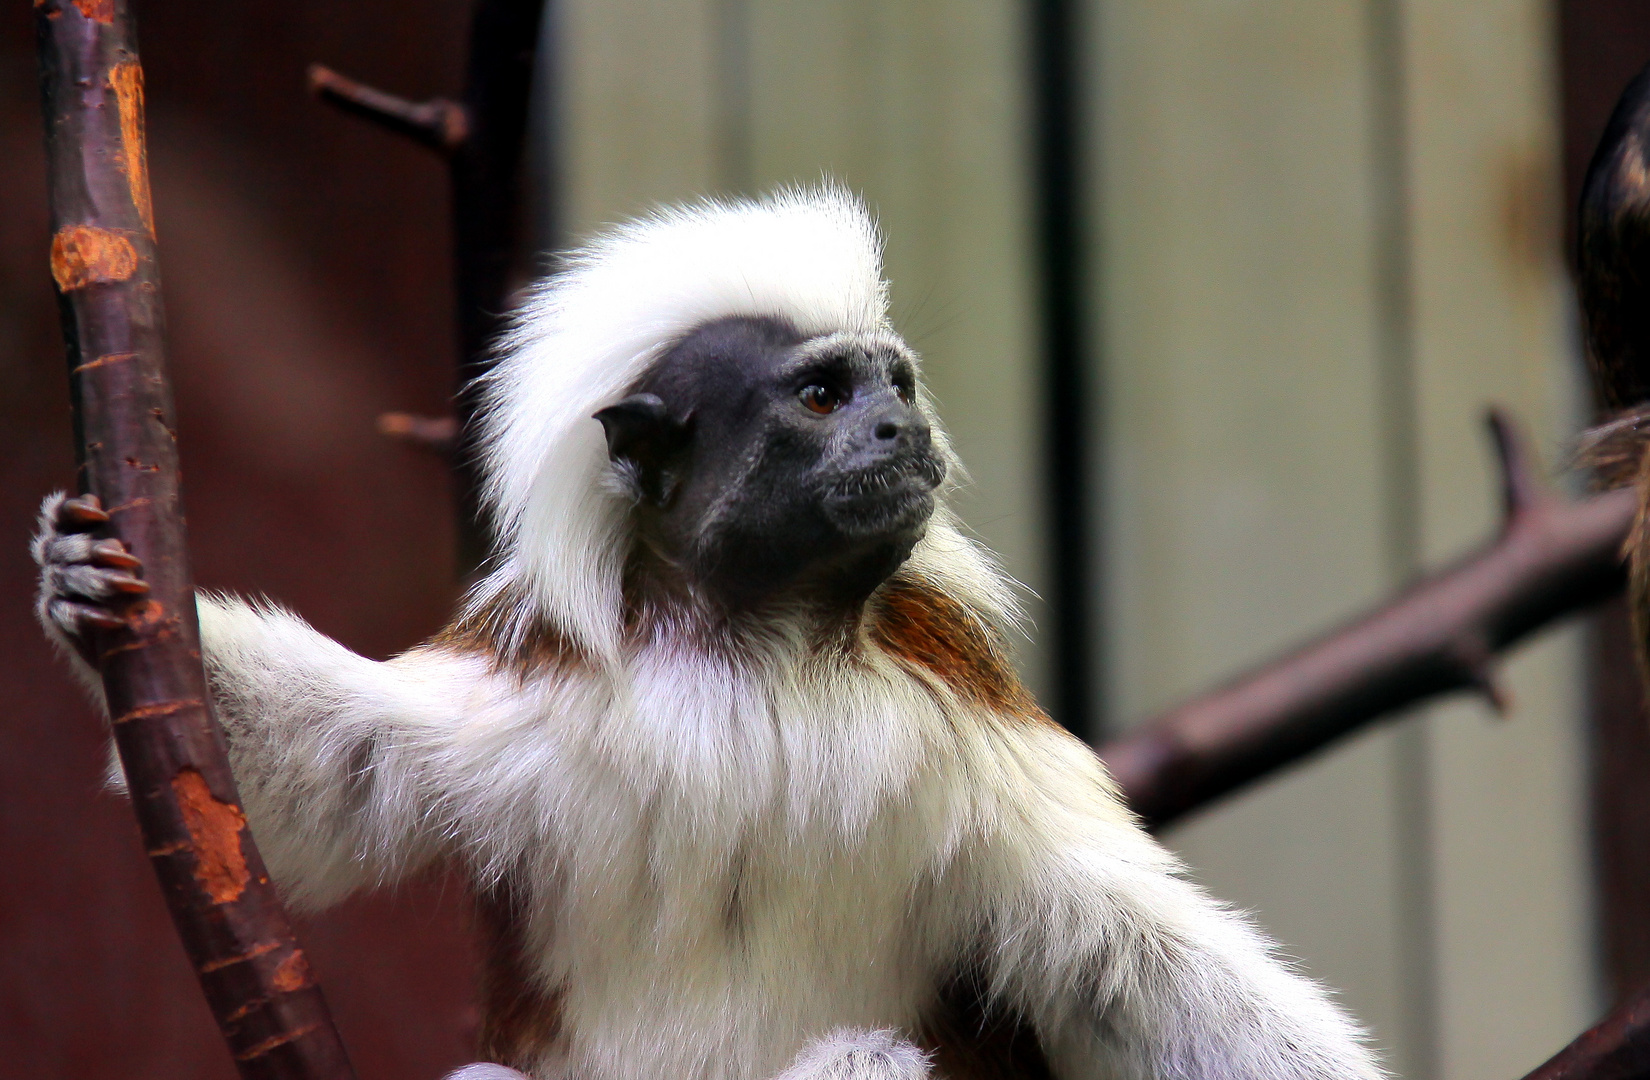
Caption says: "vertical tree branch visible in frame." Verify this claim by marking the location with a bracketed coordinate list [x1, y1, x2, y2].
[34, 3, 356, 1077]
[449, 0, 547, 570]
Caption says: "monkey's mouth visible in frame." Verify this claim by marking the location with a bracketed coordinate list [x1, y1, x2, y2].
[822, 455, 945, 538]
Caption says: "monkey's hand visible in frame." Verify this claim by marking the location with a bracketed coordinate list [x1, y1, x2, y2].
[431, 1031, 930, 1080]
[32, 491, 148, 668]
[439, 1066, 531, 1080]
[775, 1030, 932, 1080]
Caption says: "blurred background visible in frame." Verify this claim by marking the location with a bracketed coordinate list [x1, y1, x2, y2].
[1, 2, 1646, 1078]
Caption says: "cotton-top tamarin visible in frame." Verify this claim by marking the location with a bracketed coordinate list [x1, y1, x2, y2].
[36, 188, 1382, 1080]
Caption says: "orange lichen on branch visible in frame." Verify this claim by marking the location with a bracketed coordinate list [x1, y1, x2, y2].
[49, 224, 136, 291]
[271, 950, 314, 993]
[107, 62, 154, 235]
[199, 939, 282, 974]
[71, 351, 136, 374]
[105, 497, 155, 517]
[70, 0, 114, 23]
[113, 698, 202, 725]
[225, 998, 268, 1023]
[172, 767, 250, 904]
[235, 1023, 324, 1062]
[96, 598, 179, 657]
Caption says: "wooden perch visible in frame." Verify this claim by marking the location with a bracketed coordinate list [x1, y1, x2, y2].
[1101, 409, 1636, 831]
[35, 4, 356, 1078]
[313, 0, 546, 570]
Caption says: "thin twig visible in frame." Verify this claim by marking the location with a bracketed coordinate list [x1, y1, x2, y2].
[377, 411, 459, 454]
[35, 3, 356, 1078]
[307, 63, 468, 155]
[1101, 409, 1635, 831]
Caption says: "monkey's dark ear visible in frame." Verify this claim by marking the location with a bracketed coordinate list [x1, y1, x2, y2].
[594, 393, 693, 503]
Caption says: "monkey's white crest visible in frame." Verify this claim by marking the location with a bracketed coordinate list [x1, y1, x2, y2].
[469, 185, 997, 659]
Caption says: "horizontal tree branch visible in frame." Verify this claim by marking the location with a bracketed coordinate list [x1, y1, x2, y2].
[1100, 409, 1636, 831]
[307, 63, 469, 155]
[1519, 980, 1650, 1080]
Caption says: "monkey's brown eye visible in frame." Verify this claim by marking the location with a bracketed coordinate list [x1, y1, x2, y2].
[799, 384, 843, 415]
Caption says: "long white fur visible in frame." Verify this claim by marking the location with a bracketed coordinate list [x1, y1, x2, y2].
[468, 186, 1013, 664]
[36, 187, 1383, 1080]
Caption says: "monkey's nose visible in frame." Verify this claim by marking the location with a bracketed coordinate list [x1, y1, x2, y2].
[855, 398, 930, 463]
[867, 400, 926, 444]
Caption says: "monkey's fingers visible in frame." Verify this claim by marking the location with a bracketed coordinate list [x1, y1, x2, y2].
[58, 493, 110, 528]
[46, 561, 149, 603]
[46, 598, 127, 633]
[102, 573, 149, 595]
[89, 539, 142, 572]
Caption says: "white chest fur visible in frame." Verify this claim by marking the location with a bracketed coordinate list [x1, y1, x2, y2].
[486, 646, 981, 1080]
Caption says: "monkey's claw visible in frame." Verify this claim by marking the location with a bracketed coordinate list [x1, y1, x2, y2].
[53, 601, 128, 632]
[90, 538, 142, 570]
[59, 493, 110, 525]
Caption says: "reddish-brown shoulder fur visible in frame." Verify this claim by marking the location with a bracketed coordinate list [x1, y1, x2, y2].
[870, 575, 1043, 719]
[431, 583, 588, 677]
[473, 882, 566, 1070]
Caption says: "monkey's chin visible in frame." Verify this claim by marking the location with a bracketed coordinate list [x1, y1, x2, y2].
[822, 483, 937, 542]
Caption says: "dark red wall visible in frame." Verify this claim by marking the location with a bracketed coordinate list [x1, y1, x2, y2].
[0, 2, 489, 1076]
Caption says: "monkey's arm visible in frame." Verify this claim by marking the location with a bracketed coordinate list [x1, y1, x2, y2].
[976, 730, 1382, 1080]
[189, 593, 489, 910]
[34, 491, 492, 910]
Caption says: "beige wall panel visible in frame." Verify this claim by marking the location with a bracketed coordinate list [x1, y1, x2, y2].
[745, 0, 1050, 696]
[557, 0, 719, 236]
[1091, 0, 1416, 1071]
[1093, 0, 1597, 1071]
[1402, 1, 1597, 1076]
[1094, 0, 1394, 719]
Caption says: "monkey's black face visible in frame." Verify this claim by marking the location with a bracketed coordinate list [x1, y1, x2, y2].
[596, 315, 947, 610]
